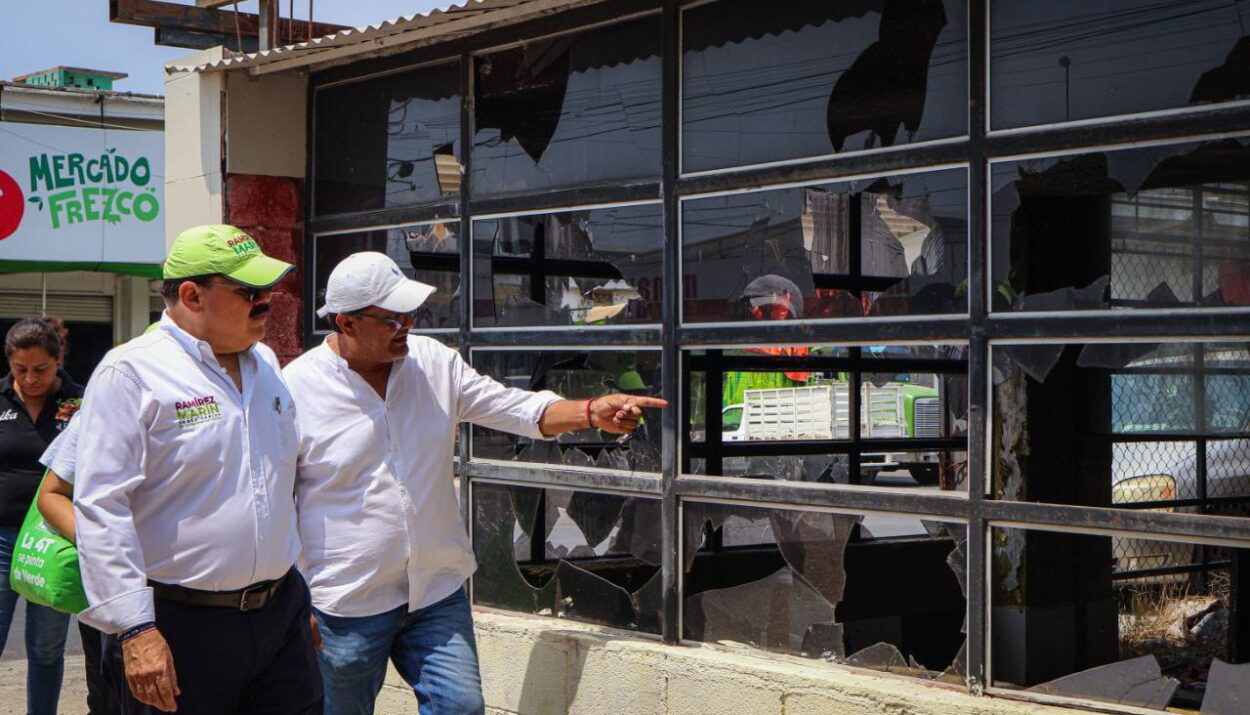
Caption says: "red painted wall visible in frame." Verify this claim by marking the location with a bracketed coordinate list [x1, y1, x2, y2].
[224, 173, 305, 364]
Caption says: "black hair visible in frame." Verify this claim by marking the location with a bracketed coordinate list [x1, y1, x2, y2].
[5, 318, 63, 360]
[161, 276, 216, 305]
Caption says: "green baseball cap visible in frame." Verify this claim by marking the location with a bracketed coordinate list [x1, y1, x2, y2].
[164, 224, 294, 288]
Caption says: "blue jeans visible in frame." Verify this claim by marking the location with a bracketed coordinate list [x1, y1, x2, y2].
[314, 587, 485, 715]
[0, 525, 71, 715]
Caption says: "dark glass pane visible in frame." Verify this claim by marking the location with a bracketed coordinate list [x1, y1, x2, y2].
[472, 204, 663, 327]
[683, 169, 967, 323]
[313, 62, 461, 215]
[312, 223, 460, 332]
[991, 138, 1250, 312]
[991, 0, 1250, 129]
[472, 16, 661, 199]
[684, 502, 966, 680]
[471, 350, 662, 473]
[684, 345, 968, 492]
[473, 483, 660, 633]
[682, 0, 967, 173]
[992, 342, 1250, 510]
[992, 527, 1250, 711]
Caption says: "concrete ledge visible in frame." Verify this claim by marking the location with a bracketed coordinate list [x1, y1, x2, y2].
[377, 609, 1094, 715]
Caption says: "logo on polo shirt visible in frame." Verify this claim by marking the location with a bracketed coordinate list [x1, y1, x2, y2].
[175, 395, 222, 429]
[54, 398, 80, 430]
[0, 409, 17, 422]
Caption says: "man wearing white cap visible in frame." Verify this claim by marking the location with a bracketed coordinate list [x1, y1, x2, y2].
[284, 252, 666, 715]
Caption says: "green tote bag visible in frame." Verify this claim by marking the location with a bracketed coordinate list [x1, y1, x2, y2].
[8, 473, 88, 614]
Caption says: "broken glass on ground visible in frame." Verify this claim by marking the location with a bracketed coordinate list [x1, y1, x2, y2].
[1201, 659, 1250, 715]
[1026, 656, 1179, 710]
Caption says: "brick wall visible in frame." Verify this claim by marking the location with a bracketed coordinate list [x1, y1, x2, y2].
[224, 173, 305, 364]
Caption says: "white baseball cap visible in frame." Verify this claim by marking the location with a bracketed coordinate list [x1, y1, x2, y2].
[316, 252, 436, 318]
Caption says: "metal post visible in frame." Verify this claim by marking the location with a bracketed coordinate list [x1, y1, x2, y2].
[258, 0, 280, 51]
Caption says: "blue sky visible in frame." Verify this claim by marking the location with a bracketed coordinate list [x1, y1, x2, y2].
[0, 1, 451, 95]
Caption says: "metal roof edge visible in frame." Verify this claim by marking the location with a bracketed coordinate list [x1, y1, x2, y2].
[166, 0, 599, 76]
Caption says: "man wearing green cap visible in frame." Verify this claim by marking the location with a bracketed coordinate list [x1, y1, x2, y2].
[71, 225, 322, 714]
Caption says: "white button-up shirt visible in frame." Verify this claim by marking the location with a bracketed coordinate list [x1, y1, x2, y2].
[72, 315, 301, 634]
[283, 335, 560, 618]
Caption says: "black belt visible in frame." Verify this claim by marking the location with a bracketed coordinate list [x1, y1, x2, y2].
[149, 568, 292, 612]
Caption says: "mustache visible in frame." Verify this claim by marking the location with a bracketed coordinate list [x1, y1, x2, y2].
[249, 302, 272, 319]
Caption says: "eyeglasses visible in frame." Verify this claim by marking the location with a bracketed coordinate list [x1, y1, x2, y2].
[352, 310, 418, 332]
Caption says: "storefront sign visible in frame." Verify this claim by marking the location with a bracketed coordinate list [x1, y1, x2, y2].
[0, 122, 164, 275]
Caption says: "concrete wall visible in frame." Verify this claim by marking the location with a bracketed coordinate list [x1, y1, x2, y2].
[164, 60, 308, 361]
[164, 49, 226, 247]
[373, 610, 1095, 715]
[224, 71, 306, 179]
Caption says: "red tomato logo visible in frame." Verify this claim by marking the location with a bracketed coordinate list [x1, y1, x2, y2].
[0, 170, 24, 240]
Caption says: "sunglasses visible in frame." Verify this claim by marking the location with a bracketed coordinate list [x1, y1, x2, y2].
[352, 310, 418, 332]
[199, 280, 267, 303]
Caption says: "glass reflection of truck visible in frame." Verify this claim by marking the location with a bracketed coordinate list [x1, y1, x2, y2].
[720, 382, 943, 485]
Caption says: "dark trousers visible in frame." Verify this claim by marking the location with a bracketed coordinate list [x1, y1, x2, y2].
[80, 621, 123, 715]
[103, 571, 323, 715]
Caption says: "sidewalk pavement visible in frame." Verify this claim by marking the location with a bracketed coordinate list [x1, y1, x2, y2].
[0, 655, 89, 715]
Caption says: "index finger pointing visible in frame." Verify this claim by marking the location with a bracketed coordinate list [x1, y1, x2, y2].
[630, 396, 669, 409]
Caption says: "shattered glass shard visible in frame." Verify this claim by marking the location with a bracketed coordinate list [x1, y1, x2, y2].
[684, 566, 840, 656]
[769, 511, 859, 605]
[516, 440, 561, 464]
[546, 559, 638, 629]
[1201, 659, 1250, 715]
[1026, 655, 1179, 710]
[560, 447, 596, 468]
[564, 491, 627, 547]
[626, 437, 662, 473]
[631, 569, 663, 633]
[510, 487, 542, 540]
[609, 498, 663, 566]
[936, 641, 968, 684]
[843, 642, 928, 677]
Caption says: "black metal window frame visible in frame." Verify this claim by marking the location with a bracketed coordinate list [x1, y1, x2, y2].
[301, 0, 1250, 707]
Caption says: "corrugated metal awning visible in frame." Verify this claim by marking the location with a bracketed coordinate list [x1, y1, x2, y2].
[167, 0, 606, 77]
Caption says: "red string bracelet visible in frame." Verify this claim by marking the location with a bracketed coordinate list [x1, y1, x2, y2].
[585, 398, 595, 430]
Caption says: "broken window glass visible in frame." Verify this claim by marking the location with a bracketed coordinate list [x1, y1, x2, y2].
[312, 223, 461, 332]
[684, 502, 966, 678]
[472, 483, 660, 633]
[992, 341, 1250, 510]
[470, 350, 663, 473]
[991, 0, 1250, 130]
[992, 527, 1250, 712]
[471, 204, 663, 327]
[685, 345, 968, 492]
[682, 0, 967, 173]
[682, 169, 966, 323]
[472, 16, 661, 199]
[991, 137, 1250, 312]
[314, 61, 461, 215]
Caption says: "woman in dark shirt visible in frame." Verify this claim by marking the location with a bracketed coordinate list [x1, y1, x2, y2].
[0, 318, 83, 715]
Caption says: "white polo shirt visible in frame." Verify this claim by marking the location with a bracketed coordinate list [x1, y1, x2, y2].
[283, 335, 560, 618]
[72, 315, 301, 634]
[39, 415, 81, 482]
